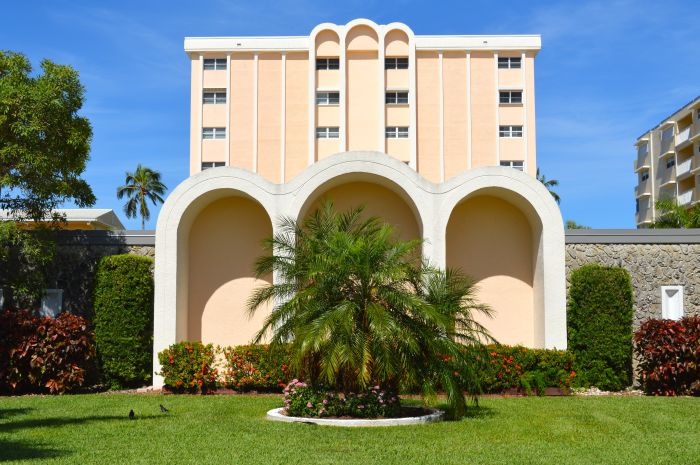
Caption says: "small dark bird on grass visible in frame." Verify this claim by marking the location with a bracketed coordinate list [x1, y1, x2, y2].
[159, 404, 169, 413]
[129, 409, 135, 420]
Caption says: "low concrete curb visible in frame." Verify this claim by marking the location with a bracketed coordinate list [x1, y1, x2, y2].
[266, 407, 444, 427]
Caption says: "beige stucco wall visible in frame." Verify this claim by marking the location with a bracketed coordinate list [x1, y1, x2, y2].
[230, 54, 254, 171]
[470, 52, 497, 168]
[189, 59, 201, 176]
[303, 180, 420, 241]
[443, 52, 468, 180]
[347, 51, 379, 152]
[416, 51, 440, 182]
[525, 53, 537, 176]
[285, 53, 309, 181]
[257, 54, 282, 181]
[446, 195, 535, 346]
[187, 196, 272, 347]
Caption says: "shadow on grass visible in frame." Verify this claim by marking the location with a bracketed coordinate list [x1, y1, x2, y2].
[0, 412, 165, 461]
[0, 407, 33, 421]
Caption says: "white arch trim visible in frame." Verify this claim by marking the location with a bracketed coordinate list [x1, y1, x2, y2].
[153, 151, 566, 386]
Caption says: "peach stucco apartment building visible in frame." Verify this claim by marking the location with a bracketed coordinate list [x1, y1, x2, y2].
[152, 20, 566, 386]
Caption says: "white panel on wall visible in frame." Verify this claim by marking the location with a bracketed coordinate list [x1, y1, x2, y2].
[40, 289, 63, 318]
[661, 285, 683, 321]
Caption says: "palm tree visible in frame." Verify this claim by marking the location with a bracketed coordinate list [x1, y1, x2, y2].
[247, 201, 493, 418]
[536, 168, 560, 204]
[652, 197, 700, 228]
[116, 164, 167, 230]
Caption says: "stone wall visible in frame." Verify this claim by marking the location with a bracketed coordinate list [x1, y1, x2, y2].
[565, 233, 700, 329]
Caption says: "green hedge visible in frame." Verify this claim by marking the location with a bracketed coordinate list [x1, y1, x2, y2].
[568, 264, 634, 391]
[94, 254, 154, 389]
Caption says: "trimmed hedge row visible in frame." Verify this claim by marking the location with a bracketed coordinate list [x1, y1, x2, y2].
[0, 310, 96, 394]
[634, 316, 700, 396]
[568, 264, 634, 391]
[94, 254, 154, 389]
[157, 343, 575, 395]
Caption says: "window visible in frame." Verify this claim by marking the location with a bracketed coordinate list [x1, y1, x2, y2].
[636, 199, 639, 213]
[203, 89, 226, 104]
[203, 58, 227, 70]
[201, 162, 226, 170]
[316, 127, 339, 138]
[385, 126, 409, 138]
[661, 286, 684, 320]
[499, 125, 523, 137]
[316, 91, 340, 105]
[499, 90, 523, 104]
[500, 160, 524, 171]
[641, 171, 649, 181]
[40, 289, 63, 318]
[385, 91, 409, 104]
[638, 142, 649, 156]
[498, 57, 521, 69]
[202, 127, 226, 139]
[666, 158, 676, 169]
[316, 58, 339, 70]
[661, 126, 674, 140]
[385, 57, 409, 70]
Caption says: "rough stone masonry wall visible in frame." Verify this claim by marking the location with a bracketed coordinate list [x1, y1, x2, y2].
[565, 243, 700, 329]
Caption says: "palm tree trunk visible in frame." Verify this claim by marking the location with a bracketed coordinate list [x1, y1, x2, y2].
[142, 215, 145, 230]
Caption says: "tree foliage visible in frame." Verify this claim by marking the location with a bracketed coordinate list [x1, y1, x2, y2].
[0, 50, 95, 221]
[536, 167, 560, 204]
[116, 164, 167, 230]
[248, 202, 493, 418]
[651, 197, 700, 229]
[565, 220, 590, 229]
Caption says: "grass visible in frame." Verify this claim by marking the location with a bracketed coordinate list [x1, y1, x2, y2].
[1, 394, 699, 464]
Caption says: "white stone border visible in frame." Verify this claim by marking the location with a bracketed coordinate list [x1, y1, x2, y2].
[266, 407, 444, 427]
[153, 151, 566, 387]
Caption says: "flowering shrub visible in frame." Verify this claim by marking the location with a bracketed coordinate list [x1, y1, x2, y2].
[222, 344, 291, 391]
[0, 310, 96, 394]
[157, 341, 217, 394]
[283, 379, 400, 418]
[479, 345, 576, 394]
[634, 317, 700, 396]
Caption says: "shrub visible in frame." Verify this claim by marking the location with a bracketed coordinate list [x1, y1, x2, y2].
[283, 379, 400, 418]
[222, 344, 292, 391]
[480, 345, 576, 395]
[94, 254, 154, 389]
[0, 310, 96, 394]
[157, 341, 217, 394]
[634, 317, 700, 396]
[568, 264, 634, 391]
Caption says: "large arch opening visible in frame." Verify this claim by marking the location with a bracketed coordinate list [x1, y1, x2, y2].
[298, 173, 422, 242]
[446, 189, 542, 346]
[184, 193, 273, 347]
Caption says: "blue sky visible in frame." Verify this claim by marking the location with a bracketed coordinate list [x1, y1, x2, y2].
[2, 0, 699, 229]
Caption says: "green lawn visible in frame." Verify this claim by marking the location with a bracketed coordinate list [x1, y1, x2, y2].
[1, 394, 698, 464]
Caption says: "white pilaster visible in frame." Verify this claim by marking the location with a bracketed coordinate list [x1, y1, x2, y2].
[226, 54, 231, 167]
[409, 36, 417, 170]
[521, 52, 528, 173]
[378, 27, 386, 152]
[253, 53, 259, 173]
[438, 51, 444, 182]
[198, 54, 204, 171]
[280, 53, 287, 183]
[308, 44, 316, 165]
[494, 53, 500, 165]
[339, 31, 347, 152]
[466, 52, 472, 170]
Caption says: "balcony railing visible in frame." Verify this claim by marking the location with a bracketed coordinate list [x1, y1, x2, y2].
[660, 166, 676, 186]
[676, 126, 691, 147]
[636, 178, 651, 197]
[635, 151, 651, 172]
[678, 189, 694, 206]
[677, 157, 693, 177]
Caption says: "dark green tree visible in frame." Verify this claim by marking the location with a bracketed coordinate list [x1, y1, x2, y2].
[0, 50, 94, 307]
[116, 165, 167, 230]
[0, 50, 95, 221]
[248, 202, 493, 418]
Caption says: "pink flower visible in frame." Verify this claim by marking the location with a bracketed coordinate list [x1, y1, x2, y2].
[306, 402, 313, 408]
[322, 399, 328, 404]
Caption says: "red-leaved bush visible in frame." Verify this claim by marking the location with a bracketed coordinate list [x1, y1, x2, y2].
[0, 310, 96, 394]
[634, 316, 700, 396]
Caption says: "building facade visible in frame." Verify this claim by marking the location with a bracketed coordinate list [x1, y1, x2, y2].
[634, 96, 700, 227]
[153, 20, 566, 386]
